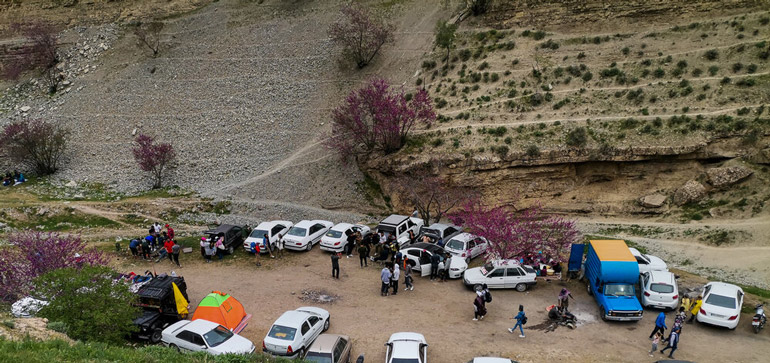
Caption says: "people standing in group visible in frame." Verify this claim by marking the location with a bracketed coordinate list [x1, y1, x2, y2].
[205, 241, 216, 263]
[665, 307, 687, 343]
[391, 263, 400, 295]
[649, 331, 663, 357]
[153, 222, 162, 235]
[650, 312, 667, 339]
[358, 243, 368, 268]
[346, 231, 356, 258]
[214, 234, 225, 260]
[141, 237, 151, 259]
[171, 241, 181, 267]
[660, 326, 680, 358]
[275, 234, 284, 259]
[200, 237, 208, 258]
[331, 252, 340, 279]
[263, 234, 275, 258]
[129, 238, 140, 257]
[163, 237, 175, 263]
[473, 291, 487, 321]
[145, 234, 156, 251]
[250, 239, 261, 266]
[558, 288, 575, 310]
[440, 253, 451, 282]
[378, 231, 387, 244]
[429, 252, 441, 280]
[508, 305, 526, 338]
[404, 261, 414, 291]
[381, 263, 392, 296]
[688, 295, 703, 323]
[165, 224, 175, 240]
[681, 295, 692, 318]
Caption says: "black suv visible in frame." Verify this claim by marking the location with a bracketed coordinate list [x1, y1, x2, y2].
[203, 224, 246, 254]
[132, 274, 189, 343]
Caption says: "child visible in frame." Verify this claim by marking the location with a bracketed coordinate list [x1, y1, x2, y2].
[650, 331, 662, 357]
[404, 263, 414, 291]
[250, 240, 261, 266]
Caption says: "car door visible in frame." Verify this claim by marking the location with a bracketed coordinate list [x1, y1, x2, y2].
[175, 330, 203, 352]
[466, 239, 476, 259]
[397, 223, 408, 245]
[300, 321, 311, 348]
[419, 251, 432, 277]
[473, 238, 486, 258]
[639, 272, 649, 300]
[505, 267, 524, 288]
[310, 224, 323, 244]
[307, 316, 323, 342]
[486, 268, 506, 288]
[270, 225, 284, 243]
[333, 337, 350, 363]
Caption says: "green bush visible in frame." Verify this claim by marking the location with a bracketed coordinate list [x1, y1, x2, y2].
[704, 49, 719, 61]
[526, 144, 540, 157]
[653, 68, 665, 78]
[565, 127, 588, 147]
[46, 321, 68, 334]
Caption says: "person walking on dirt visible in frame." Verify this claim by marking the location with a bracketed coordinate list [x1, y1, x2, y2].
[250, 239, 261, 266]
[650, 312, 668, 339]
[473, 292, 487, 321]
[404, 261, 414, 291]
[331, 252, 340, 279]
[171, 241, 181, 267]
[381, 263, 392, 296]
[391, 263, 400, 295]
[429, 252, 440, 280]
[508, 305, 527, 338]
[688, 296, 703, 323]
[649, 331, 663, 357]
[660, 326, 680, 358]
[558, 288, 575, 310]
[163, 238, 174, 263]
[665, 307, 687, 343]
[358, 243, 368, 267]
[262, 234, 275, 258]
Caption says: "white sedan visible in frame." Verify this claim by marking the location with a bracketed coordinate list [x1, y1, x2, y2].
[243, 220, 293, 253]
[463, 260, 537, 291]
[640, 270, 680, 310]
[161, 319, 255, 355]
[444, 233, 488, 263]
[386, 332, 428, 363]
[467, 359, 517, 363]
[697, 282, 744, 329]
[629, 247, 667, 274]
[320, 223, 371, 253]
[400, 243, 468, 278]
[263, 307, 330, 359]
[283, 220, 334, 251]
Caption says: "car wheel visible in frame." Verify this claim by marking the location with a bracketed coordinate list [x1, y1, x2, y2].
[306, 243, 312, 251]
[600, 307, 607, 321]
[227, 246, 234, 254]
[515, 283, 527, 292]
[323, 318, 330, 331]
[298, 347, 306, 359]
[150, 329, 162, 344]
[465, 256, 471, 264]
[586, 283, 593, 296]
[170, 343, 180, 353]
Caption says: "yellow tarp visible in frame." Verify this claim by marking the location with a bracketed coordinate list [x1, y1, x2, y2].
[590, 240, 635, 262]
[173, 282, 189, 316]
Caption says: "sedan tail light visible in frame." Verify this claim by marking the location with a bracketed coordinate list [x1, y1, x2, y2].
[287, 345, 293, 354]
[643, 292, 650, 297]
[728, 315, 738, 321]
[262, 341, 266, 350]
[700, 308, 706, 315]
[672, 295, 678, 300]
[461, 252, 466, 257]
[334, 242, 340, 246]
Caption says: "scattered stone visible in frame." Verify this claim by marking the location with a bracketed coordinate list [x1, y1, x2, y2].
[298, 289, 340, 304]
[639, 193, 667, 208]
[65, 180, 78, 188]
[20, 106, 31, 112]
[36, 208, 49, 216]
[706, 166, 753, 188]
[673, 180, 707, 206]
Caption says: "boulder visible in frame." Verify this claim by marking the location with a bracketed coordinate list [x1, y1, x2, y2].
[20, 106, 31, 112]
[639, 193, 667, 208]
[673, 180, 707, 205]
[65, 180, 77, 188]
[706, 166, 753, 188]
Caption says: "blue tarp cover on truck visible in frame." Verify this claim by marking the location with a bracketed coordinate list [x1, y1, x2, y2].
[568, 243, 584, 272]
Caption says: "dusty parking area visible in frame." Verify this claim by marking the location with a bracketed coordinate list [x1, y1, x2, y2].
[117, 248, 770, 362]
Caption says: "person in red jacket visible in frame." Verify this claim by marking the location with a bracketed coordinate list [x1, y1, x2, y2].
[164, 238, 175, 263]
[165, 224, 175, 240]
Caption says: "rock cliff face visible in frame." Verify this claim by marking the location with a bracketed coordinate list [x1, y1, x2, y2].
[487, 0, 764, 28]
[364, 135, 768, 215]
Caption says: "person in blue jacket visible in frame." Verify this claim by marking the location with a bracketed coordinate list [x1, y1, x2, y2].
[508, 305, 527, 338]
[650, 312, 667, 339]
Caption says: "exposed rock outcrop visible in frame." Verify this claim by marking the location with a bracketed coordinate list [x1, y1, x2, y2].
[706, 166, 753, 188]
[639, 194, 667, 208]
[673, 180, 707, 206]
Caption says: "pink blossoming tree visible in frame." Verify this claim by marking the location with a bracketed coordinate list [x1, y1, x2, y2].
[131, 133, 177, 189]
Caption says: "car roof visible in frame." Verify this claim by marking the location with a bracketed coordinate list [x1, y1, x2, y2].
[488, 259, 521, 267]
[705, 282, 743, 295]
[176, 319, 219, 334]
[380, 215, 409, 225]
[293, 220, 314, 228]
[446, 232, 475, 242]
[204, 224, 239, 235]
[388, 332, 426, 359]
[473, 358, 513, 363]
[255, 221, 292, 229]
[310, 220, 333, 226]
[648, 270, 675, 283]
[308, 334, 348, 353]
[407, 243, 445, 254]
[136, 275, 186, 300]
[274, 310, 313, 327]
[425, 223, 454, 230]
[330, 223, 354, 231]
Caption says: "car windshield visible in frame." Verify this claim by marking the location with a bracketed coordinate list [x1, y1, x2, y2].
[706, 293, 737, 309]
[522, 265, 535, 274]
[249, 229, 269, 238]
[325, 230, 343, 238]
[446, 239, 464, 250]
[304, 352, 333, 363]
[391, 359, 420, 363]
[481, 263, 494, 275]
[267, 325, 297, 340]
[605, 284, 635, 296]
[203, 325, 233, 347]
[650, 283, 675, 294]
[423, 229, 440, 236]
[287, 227, 307, 237]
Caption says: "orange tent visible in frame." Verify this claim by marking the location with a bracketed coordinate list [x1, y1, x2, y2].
[192, 291, 251, 333]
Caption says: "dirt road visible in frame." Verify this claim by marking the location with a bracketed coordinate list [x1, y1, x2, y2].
[116, 246, 770, 363]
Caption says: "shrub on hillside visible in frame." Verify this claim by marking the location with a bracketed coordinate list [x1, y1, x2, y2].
[329, 3, 394, 69]
[565, 127, 588, 147]
[131, 134, 177, 189]
[1, 118, 69, 176]
[2, 22, 60, 93]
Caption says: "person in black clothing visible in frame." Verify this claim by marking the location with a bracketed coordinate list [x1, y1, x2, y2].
[441, 252, 451, 282]
[358, 243, 368, 267]
[373, 245, 389, 262]
[346, 232, 356, 258]
[331, 252, 340, 278]
[430, 252, 441, 280]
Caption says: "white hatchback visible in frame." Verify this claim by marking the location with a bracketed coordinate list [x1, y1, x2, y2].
[444, 233, 488, 263]
[263, 307, 331, 359]
[385, 332, 428, 363]
[320, 223, 371, 253]
[697, 282, 744, 329]
[640, 270, 679, 310]
[161, 319, 255, 355]
[283, 220, 334, 251]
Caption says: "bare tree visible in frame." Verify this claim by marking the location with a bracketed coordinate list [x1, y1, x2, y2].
[395, 170, 474, 224]
[134, 21, 164, 57]
[2, 22, 60, 93]
[328, 3, 394, 69]
[0, 119, 69, 175]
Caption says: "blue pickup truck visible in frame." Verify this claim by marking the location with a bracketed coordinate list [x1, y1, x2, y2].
[584, 240, 644, 322]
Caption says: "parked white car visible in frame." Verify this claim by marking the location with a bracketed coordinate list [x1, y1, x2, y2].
[697, 282, 744, 329]
[419, 223, 462, 243]
[320, 223, 371, 253]
[467, 358, 517, 363]
[640, 270, 679, 310]
[463, 260, 537, 291]
[400, 242, 468, 278]
[385, 332, 428, 363]
[376, 215, 424, 248]
[161, 319, 255, 355]
[243, 220, 293, 253]
[283, 220, 334, 251]
[444, 233, 488, 263]
[263, 307, 331, 359]
[629, 247, 667, 274]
